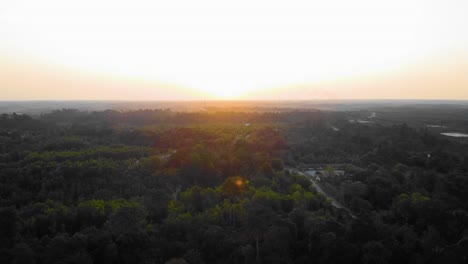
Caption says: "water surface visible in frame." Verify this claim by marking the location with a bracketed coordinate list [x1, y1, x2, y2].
[441, 132, 468, 137]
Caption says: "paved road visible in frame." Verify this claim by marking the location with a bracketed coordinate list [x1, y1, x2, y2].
[289, 168, 357, 219]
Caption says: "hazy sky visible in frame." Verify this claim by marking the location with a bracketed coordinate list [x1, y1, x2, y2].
[1, 0, 467, 100]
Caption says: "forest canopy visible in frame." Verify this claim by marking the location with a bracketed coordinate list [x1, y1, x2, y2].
[1, 109, 468, 263]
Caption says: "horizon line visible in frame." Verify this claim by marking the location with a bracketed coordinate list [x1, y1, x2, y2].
[2, 99, 468, 102]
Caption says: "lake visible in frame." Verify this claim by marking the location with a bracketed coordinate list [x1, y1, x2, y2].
[441, 132, 468, 138]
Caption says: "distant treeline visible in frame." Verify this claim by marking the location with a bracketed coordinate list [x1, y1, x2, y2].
[37, 108, 331, 125]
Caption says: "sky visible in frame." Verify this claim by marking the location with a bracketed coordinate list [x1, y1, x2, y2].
[1, 0, 467, 100]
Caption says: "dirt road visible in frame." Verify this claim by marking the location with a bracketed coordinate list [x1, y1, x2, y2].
[289, 168, 357, 219]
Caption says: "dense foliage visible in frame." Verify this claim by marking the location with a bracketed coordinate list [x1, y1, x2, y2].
[1, 109, 468, 263]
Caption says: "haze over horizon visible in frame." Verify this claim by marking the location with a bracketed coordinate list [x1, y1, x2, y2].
[1, 0, 468, 100]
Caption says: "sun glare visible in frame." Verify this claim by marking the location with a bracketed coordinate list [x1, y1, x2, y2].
[1, 0, 467, 100]
[191, 82, 255, 99]
[205, 88, 245, 100]
[235, 179, 243, 187]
